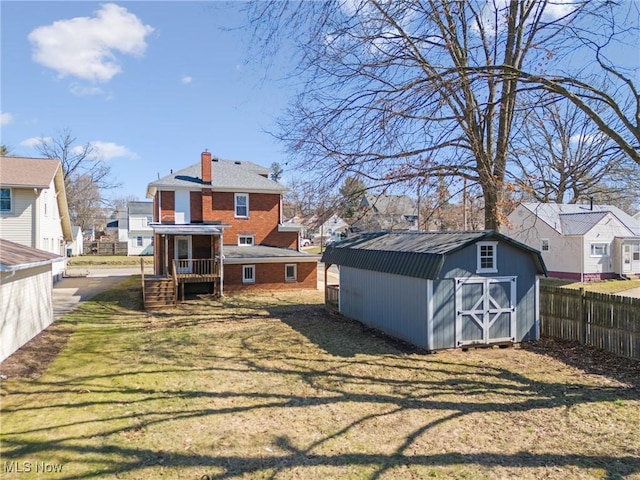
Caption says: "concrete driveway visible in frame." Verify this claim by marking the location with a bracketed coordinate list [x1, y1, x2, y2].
[53, 268, 142, 318]
[617, 286, 640, 299]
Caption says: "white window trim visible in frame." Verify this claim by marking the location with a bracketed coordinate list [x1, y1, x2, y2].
[242, 264, 255, 283]
[541, 239, 550, 252]
[476, 241, 498, 274]
[285, 263, 297, 282]
[590, 242, 609, 257]
[238, 235, 255, 246]
[235, 193, 249, 218]
[0, 187, 12, 213]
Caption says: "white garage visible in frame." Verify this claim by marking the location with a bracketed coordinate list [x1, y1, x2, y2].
[0, 239, 60, 362]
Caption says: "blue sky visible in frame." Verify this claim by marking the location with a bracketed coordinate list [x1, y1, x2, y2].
[1, 1, 291, 201]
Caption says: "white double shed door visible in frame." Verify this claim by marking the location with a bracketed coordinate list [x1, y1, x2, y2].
[455, 276, 517, 346]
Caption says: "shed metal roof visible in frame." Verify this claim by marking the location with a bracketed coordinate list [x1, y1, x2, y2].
[321, 230, 546, 279]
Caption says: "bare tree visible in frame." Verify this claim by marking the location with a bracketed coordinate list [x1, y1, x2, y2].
[66, 175, 106, 231]
[245, 0, 602, 229]
[510, 96, 640, 208]
[35, 128, 119, 228]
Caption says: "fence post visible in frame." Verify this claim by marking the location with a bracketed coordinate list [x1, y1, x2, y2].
[580, 287, 587, 345]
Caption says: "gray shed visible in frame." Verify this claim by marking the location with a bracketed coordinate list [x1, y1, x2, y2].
[321, 231, 547, 351]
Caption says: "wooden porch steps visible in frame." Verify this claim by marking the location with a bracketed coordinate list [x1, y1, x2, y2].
[143, 276, 176, 310]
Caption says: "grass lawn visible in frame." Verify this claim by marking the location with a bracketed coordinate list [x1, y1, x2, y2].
[67, 255, 154, 268]
[1, 279, 639, 479]
[542, 277, 640, 294]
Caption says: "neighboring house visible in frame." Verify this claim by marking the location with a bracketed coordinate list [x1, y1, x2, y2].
[320, 214, 350, 236]
[0, 156, 73, 282]
[0, 238, 60, 361]
[145, 151, 317, 299]
[321, 231, 546, 351]
[352, 194, 418, 232]
[68, 226, 84, 256]
[505, 202, 640, 281]
[127, 201, 154, 255]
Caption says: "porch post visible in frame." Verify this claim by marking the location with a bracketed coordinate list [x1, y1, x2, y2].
[219, 232, 224, 297]
[324, 263, 329, 305]
[164, 235, 169, 277]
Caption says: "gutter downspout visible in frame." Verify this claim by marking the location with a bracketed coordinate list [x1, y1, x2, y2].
[581, 237, 584, 283]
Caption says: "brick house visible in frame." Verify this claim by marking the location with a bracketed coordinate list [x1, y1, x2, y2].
[144, 152, 317, 305]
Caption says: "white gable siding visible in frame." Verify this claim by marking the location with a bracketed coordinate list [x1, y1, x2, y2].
[0, 264, 54, 361]
[582, 213, 631, 275]
[0, 188, 35, 247]
[39, 179, 66, 257]
[505, 206, 581, 275]
[174, 190, 190, 224]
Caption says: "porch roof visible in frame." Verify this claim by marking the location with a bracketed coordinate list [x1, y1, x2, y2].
[150, 223, 228, 235]
[223, 245, 320, 264]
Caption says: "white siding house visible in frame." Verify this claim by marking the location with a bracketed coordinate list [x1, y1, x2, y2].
[127, 201, 154, 255]
[505, 203, 640, 281]
[0, 239, 60, 361]
[0, 156, 73, 282]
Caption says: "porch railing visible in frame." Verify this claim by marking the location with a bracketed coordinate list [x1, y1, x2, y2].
[172, 259, 220, 277]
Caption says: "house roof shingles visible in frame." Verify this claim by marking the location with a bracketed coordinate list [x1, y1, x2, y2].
[521, 202, 640, 236]
[0, 238, 60, 272]
[321, 230, 546, 280]
[147, 158, 285, 195]
[0, 156, 61, 188]
[128, 201, 153, 215]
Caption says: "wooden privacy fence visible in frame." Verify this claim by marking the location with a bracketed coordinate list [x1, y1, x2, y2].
[540, 285, 640, 360]
[83, 241, 128, 255]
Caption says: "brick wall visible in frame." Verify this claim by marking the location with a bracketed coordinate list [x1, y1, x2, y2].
[224, 261, 317, 293]
[190, 191, 203, 223]
[159, 191, 175, 223]
[211, 192, 295, 248]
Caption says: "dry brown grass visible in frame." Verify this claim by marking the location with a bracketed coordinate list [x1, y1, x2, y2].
[1, 278, 639, 479]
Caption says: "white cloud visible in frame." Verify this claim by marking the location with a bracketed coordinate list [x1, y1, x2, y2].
[70, 84, 105, 96]
[80, 141, 138, 160]
[0, 112, 13, 126]
[181, 75, 193, 84]
[28, 3, 154, 82]
[543, 0, 576, 20]
[20, 136, 51, 148]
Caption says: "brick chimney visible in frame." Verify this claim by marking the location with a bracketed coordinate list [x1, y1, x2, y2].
[201, 151, 212, 184]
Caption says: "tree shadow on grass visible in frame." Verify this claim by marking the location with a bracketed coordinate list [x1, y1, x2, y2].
[2, 289, 639, 480]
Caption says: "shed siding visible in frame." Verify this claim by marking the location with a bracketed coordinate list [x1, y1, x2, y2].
[429, 241, 541, 348]
[0, 265, 54, 361]
[340, 266, 429, 349]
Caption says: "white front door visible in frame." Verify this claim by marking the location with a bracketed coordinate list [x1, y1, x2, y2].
[623, 245, 632, 273]
[175, 236, 192, 273]
[455, 277, 517, 346]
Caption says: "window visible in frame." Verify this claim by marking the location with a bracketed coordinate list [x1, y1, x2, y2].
[477, 241, 498, 273]
[235, 193, 249, 218]
[541, 239, 549, 252]
[590, 243, 609, 257]
[285, 264, 297, 282]
[242, 265, 255, 283]
[0, 188, 11, 212]
[136, 237, 143, 247]
[238, 235, 254, 246]
[43, 190, 48, 216]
